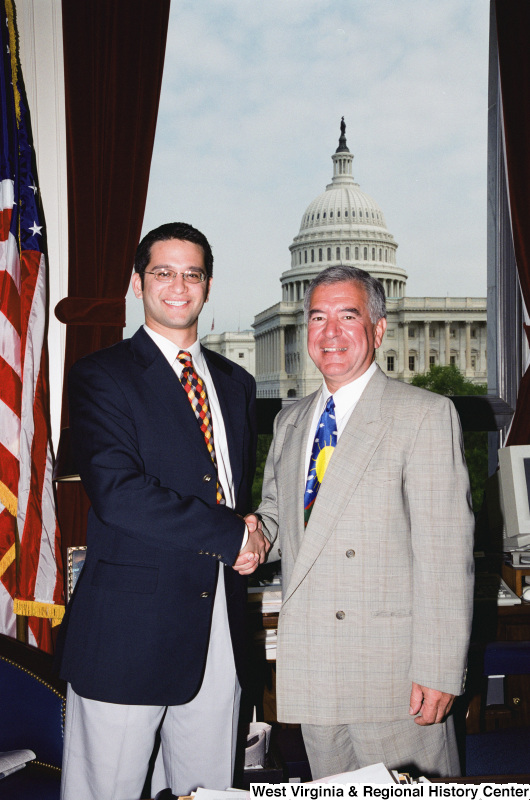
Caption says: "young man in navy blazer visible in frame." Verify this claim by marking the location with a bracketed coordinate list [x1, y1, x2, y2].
[57, 222, 269, 799]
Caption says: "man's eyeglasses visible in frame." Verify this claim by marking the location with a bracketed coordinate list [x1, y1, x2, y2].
[144, 269, 206, 284]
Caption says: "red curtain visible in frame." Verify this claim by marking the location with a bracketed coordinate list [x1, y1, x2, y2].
[56, 0, 171, 559]
[496, 0, 530, 445]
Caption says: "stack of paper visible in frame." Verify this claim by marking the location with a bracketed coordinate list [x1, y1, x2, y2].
[248, 590, 282, 615]
[253, 628, 278, 660]
[0, 749, 36, 780]
[190, 761, 431, 798]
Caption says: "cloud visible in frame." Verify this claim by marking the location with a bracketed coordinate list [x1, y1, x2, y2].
[126, 0, 489, 338]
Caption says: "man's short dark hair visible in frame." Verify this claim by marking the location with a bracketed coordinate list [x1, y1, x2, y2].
[134, 222, 214, 286]
[303, 265, 387, 324]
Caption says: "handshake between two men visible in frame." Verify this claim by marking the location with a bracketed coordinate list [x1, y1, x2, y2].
[232, 514, 268, 577]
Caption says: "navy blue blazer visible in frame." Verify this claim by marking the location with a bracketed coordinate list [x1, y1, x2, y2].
[56, 327, 257, 705]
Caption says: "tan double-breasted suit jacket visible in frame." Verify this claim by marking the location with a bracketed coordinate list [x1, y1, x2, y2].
[258, 366, 475, 725]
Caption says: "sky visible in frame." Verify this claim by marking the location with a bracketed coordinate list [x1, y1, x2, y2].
[124, 0, 490, 340]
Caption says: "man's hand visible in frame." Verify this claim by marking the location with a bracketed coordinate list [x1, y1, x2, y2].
[409, 682, 455, 726]
[232, 514, 270, 576]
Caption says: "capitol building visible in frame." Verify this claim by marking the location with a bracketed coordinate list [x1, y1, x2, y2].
[203, 121, 487, 399]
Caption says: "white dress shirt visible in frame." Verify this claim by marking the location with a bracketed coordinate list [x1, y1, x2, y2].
[304, 361, 377, 476]
[143, 326, 248, 547]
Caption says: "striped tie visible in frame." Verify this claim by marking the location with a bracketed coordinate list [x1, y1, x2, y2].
[177, 351, 225, 505]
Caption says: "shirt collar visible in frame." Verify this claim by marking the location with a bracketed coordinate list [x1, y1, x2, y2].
[142, 324, 201, 367]
[320, 361, 377, 415]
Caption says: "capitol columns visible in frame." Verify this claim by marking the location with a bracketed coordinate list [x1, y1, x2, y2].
[465, 321, 472, 375]
[401, 320, 409, 378]
[444, 321, 451, 366]
[424, 321, 430, 373]
[279, 325, 286, 380]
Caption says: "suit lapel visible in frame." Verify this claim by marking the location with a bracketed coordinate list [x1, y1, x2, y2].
[283, 367, 390, 604]
[280, 392, 320, 563]
[130, 328, 210, 455]
[202, 348, 245, 493]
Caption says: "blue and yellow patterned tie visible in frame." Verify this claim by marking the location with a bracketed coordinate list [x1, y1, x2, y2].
[304, 395, 337, 526]
[177, 351, 225, 505]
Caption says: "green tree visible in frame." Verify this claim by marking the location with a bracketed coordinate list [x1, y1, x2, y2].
[251, 433, 273, 510]
[410, 365, 487, 512]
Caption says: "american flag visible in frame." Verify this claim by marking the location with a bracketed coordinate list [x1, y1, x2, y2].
[0, 0, 64, 651]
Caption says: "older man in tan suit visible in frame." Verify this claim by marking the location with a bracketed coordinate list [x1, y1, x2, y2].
[248, 265, 474, 779]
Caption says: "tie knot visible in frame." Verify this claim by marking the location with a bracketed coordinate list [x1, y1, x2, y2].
[324, 395, 335, 415]
[177, 350, 193, 369]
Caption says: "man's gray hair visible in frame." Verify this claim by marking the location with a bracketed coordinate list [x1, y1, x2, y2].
[303, 266, 387, 324]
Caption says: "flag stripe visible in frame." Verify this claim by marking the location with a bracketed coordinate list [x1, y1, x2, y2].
[0, 208, 12, 239]
[19, 250, 42, 370]
[0, 583, 16, 638]
[0, 214, 20, 289]
[0, 397, 20, 459]
[0, 269, 22, 335]
[0, 358, 21, 413]
[0, 311, 21, 377]
[0, 441, 18, 498]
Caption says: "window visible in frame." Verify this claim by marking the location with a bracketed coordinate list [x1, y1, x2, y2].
[379, 248, 382, 261]
[304, 250, 307, 263]
[471, 328, 477, 338]
[327, 247, 331, 261]
[311, 249, 314, 262]
[359, 209, 363, 217]
[345, 247, 350, 259]
[471, 356, 477, 369]
[318, 248, 323, 262]
[337, 210, 341, 217]
[450, 328, 456, 338]
[330, 211, 333, 218]
[450, 355, 456, 366]
[336, 247, 340, 259]
[430, 328, 436, 339]
[429, 355, 436, 367]
[372, 248, 375, 260]
[345, 209, 348, 217]
[238, 353, 244, 359]
[363, 247, 368, 260]
[355, 247, 359, 259]
[323, 212, 326, 219]
[317, 213, 320, 219]
[409, 355, 415, 372]
[352, 209, 356, 217]
[387, 356, 395, 372]
[409, 328, 416, 338]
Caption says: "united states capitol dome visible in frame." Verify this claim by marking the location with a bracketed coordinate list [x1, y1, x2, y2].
[282, 119, 408, 301]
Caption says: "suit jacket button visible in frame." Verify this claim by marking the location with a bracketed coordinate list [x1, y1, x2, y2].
[200, 591, 210, 598]
[336, 610, 345, 620]
[203, 474, 212, 482]
[346, 549, 355, 558]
